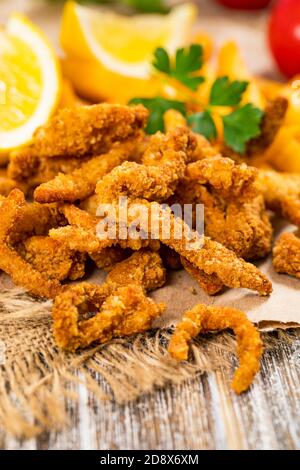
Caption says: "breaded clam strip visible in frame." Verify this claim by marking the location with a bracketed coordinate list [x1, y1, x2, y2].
[0, 190, 62, 299]
[257, 169, 300, 226]
[19, 236, 86, 281]
[8, 147, 87, 193]
[94, 128, 197, 204]
[273, 232, 300, 279]
[52, 250, 166, 350]
[176, 156, 273, 260]
[50, 200, 272, 296]
[180, 257, 224, 295]
[34, 139, 139, 203]
[53, 283, 164, 351]
[163, 109, 219, 161]
[0, 168, 25, 196]
[168, 304, 263, 394]
[34, 104, 148, 157]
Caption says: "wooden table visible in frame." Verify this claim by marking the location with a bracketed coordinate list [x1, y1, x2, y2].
[2, 330, 299, 450]
[1, 0, 299, 451]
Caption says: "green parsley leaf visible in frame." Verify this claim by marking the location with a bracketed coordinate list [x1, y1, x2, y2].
[187, 111, 217, 140]
[153, 48, 170, 74]
[175, 45, 204, 74]
[121, 0, 169, 13]
[129, 97, 186, 134]
[49, 0, 169, 14]
[152, 45, 204, 91]
[223, 104, 264, 153]
[210, 76, 249, 106]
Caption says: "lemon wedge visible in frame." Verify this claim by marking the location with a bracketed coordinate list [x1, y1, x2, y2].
[61, 1, 197, 80]
[0, 14, 61, 152]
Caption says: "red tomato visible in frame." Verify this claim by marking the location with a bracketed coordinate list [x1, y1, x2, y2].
[216, 0, 271, 9]
[269, 0, 300, 78]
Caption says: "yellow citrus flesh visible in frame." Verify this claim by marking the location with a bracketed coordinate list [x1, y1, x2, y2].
[61, 2, 197, 75]
[61, 57, 163, 104]
[0, 14, 61, 152]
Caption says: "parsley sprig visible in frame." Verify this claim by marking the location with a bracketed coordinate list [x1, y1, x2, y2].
[130, 45, 264, 153]
[188, 77, 264, 153]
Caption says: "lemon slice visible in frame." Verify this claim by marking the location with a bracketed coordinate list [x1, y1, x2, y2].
[0, 14, 61, 151]
[61, 1, 197, 79]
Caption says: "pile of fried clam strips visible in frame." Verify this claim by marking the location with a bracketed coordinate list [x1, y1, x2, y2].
[1, 99, 299, 395]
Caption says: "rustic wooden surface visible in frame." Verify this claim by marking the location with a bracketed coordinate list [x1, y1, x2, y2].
[2, 331, 300, 450]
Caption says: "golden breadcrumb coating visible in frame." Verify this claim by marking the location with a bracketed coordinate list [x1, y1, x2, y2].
[168, 304, 263, 394]
[33, 138, 142, 203]
[273, 232, 300, 279]
[96, 128, 196, 204]
[186, 156, 258, 201]
[52, 250, 166, 350]
[0, 169, 24, 196]
[0, 190, 62, 298]
[19, 236, 86, 281]
[8, 147, 88, 194]
[80, 193, 99, 215]
[89, 247, 129, 271]
[180, 257, 224, 295]
[53, 283, 164, 351]
[50, 200, 272, 296]
[175, 156, 273, 260]
[106, 249, 166, 291]
[34, 104, 148, 157]
[257, 169, 300, 226]
[163, 109, 219, 161]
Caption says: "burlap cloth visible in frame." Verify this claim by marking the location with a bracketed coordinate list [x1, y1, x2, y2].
[0, 0, 299, 439]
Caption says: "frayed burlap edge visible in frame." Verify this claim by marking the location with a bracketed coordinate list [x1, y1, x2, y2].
[0, 287, 298, 439]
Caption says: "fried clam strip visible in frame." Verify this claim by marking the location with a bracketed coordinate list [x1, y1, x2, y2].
[51, 204, 160, 253]
[163, 109, 219, 161]
[180, 257, 224, 295]
[50, 200, 272, 296]
[95, 128, 197, 205]
[52, 250, 166, 350]
[186, 155, 258, 201]
[273, 232, 300, 279]
[148, 117, 223, 291]
[78, 126, 214, 215]
[223, 97, 288, 160]
[8, 147, 88, 195]
[168, 304, 263, 394]
[33, 139, 142, 204]
[0, 168, 26, 196]
[0, 190, 62, 298]
[0, 189, 86, 290]
[92, 127, 223, 292]
[176, 156, 273, 260]
[34, 103, 148, 158]
[18, 236, 86, 281]
[90, 247, 129, 271]
[257, 169, 300, 226]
